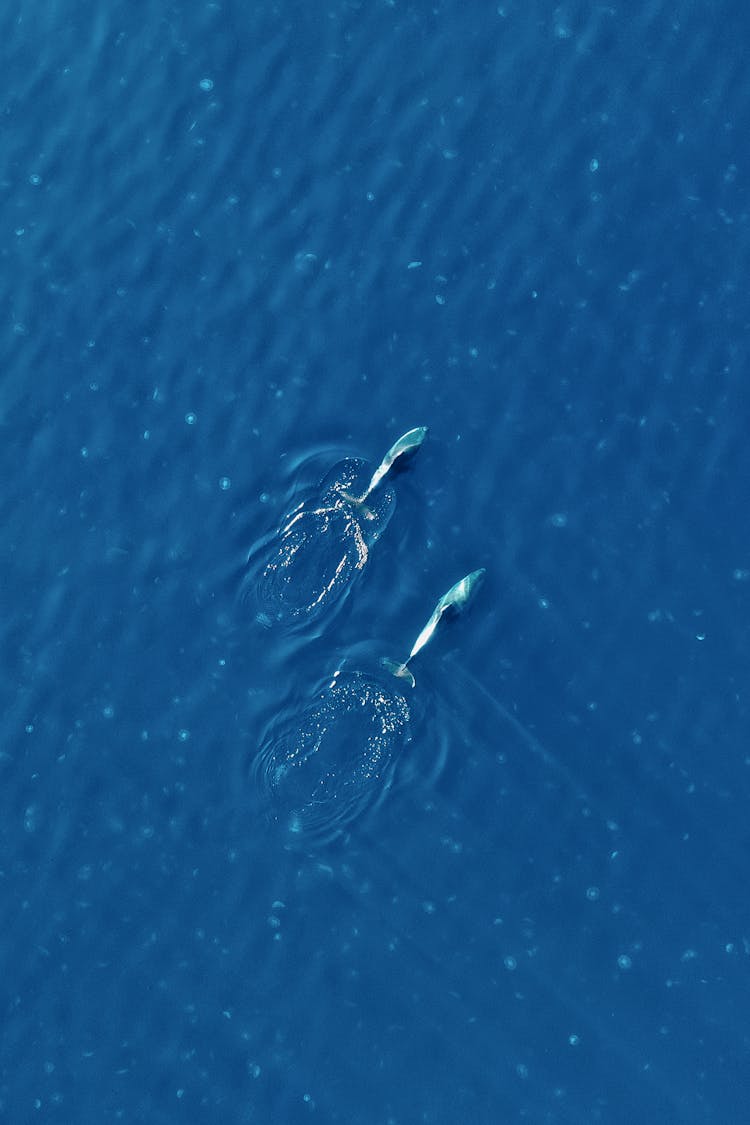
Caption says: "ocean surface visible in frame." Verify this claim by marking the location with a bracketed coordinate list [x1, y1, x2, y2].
[2, 1, 749, 1122]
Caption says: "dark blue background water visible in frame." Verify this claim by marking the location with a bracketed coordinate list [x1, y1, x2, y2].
[2, 2, 749, 1121]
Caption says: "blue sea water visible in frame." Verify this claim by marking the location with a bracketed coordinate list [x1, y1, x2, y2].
[2, 1, 749, 1121]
